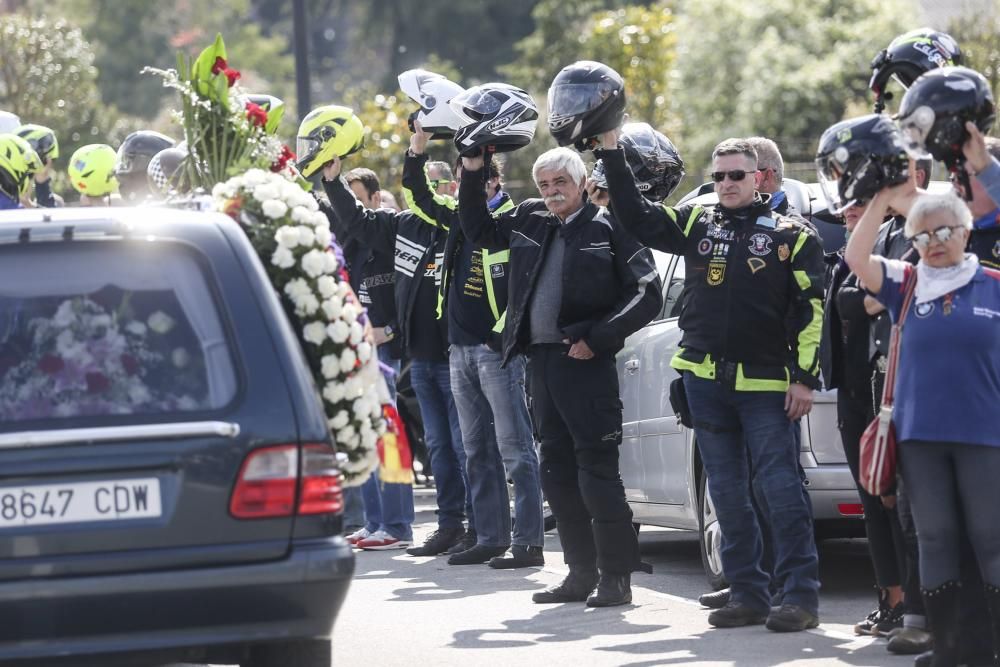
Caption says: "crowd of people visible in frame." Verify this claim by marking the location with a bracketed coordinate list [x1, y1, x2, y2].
[2, 23, 999, 667]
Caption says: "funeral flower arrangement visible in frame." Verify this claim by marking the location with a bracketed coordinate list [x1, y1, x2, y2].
[0, 298, 205, 420]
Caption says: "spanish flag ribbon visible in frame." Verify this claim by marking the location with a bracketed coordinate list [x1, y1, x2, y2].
[377, 404, 414, 484]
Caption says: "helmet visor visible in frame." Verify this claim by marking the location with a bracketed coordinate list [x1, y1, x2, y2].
[898, 105, 936, 160]
[296, 137, 321, 164]
[449, 88, 501, 123]
[548, 81, 619, 118]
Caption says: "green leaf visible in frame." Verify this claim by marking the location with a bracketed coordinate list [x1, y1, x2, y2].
[264, 104, 285, 135]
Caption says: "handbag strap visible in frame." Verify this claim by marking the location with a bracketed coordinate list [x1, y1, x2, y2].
[880, 267, 918, 408]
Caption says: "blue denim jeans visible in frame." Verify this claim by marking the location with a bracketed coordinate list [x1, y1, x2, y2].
[360, 347, 413, 540]
[411, 359, 473, 531]
[683, 373, 820, 614]
[450, 346, 543, 548]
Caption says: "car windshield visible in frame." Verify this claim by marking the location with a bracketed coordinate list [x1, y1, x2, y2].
[0, 241, 237, 424]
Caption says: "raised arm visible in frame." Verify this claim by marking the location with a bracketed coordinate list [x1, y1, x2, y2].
[845, 187, 899, 294]
[457, 156, 514, 251]
[400, 124, 456, 229]
[321, 158, 398, 253]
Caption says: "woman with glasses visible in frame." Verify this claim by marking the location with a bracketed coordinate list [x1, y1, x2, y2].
[846, 187, 1000, 666]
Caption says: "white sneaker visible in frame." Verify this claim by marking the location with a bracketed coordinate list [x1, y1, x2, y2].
[358, 529, 411, 550]
[346, 527, 371, 545]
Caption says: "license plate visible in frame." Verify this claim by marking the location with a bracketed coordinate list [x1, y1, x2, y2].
[0, 477, 162, 528]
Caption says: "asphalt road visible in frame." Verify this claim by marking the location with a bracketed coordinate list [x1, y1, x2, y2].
[330, 488, 911, 667]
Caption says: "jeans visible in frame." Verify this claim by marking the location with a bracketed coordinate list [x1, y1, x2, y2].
[898, 440, 1000, 588]
[360, 347, 413, 540]
[450, 345, 543, 548]
[684, 373, 820, 614]
[410, 359, 473, 531]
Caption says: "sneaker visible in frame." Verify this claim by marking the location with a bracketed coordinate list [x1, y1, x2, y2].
[445, 528, 477, 555]
[346, 527, 371, 546]
[489, 545, 545, 569]
[854, 597, 889, 636]
[886, 626, 933, 654]
[357, 530, 411, 551]
[766, 604, 820, 632]
[405, 526, 465, 557]
[874, 602, 904, 636]
[707, 601, 769, 628]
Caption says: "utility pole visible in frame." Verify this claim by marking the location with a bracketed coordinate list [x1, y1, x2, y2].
[292, 0, 311, 121]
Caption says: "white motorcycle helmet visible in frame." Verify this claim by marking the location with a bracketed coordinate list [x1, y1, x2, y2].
[0, 111, 21, 135]
[398, 69, 466, 139]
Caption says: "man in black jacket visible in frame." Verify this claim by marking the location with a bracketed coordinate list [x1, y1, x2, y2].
[459, 146, 661, 607]
[599, 134, 824, 632]
[323, 153, 475, 558]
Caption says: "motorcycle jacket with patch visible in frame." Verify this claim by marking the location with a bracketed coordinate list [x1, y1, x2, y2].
[458, 164, 662, 366]
[599, 147, 824, 391]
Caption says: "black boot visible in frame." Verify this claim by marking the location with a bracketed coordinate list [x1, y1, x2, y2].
[532, 566, 599, 604]
[922, 581, 962, 667]
[985, 583, 1000, 667]
[587, 572, 632, 608]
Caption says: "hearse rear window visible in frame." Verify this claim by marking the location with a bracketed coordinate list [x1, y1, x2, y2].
[0, 241, 237, 422]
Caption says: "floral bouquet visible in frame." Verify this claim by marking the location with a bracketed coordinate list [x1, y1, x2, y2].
[213, 169, 384, 484]
[0, 298, 205, 420]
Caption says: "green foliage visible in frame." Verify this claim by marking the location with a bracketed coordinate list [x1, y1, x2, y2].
[948, 2, 1000, 103]
[670, 0, 910, 182]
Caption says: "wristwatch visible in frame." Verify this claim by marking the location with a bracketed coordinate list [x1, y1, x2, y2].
[383, 324, 395, 340]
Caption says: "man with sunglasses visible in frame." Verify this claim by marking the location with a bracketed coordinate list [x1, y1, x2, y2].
[596, 134, 825, 632]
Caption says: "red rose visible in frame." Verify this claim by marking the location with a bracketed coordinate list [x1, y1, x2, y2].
[85, 372, 111, 394]
[270, 145, 296, 172]
[121, 354, 140, 376]
[224, 67, 241, 87]
[38, 354, 65, 375]
[246, 102, 268, 127]
[211, 56, 228, 75]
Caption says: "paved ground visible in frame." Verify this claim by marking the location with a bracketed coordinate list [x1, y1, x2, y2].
[331, 488, 911, 667]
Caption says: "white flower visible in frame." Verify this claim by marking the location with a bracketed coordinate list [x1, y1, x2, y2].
[148, 311, 175, 334]
[362, 430, 379, 449]
[322, 252, 339, 273]
[321, 297, 343, 321]
[296, 225, 316, 247]
[212, 182, 234, 199]
[321, 354, 341, 379]
[339, 348, 357, 373]
[357, 341, 373, 363]
[330, 410, 350, 430]
[262, 199, 289, 219]
[241, 169, 267, 187]
[337, 426, 357, 444]
[344, 376, 364, 398]
[326, 320, 350, 343]
[315, 226, 333, 248]
[284, 278, 310, 301]
[303, 321, 327, 346]
[323, 382, 346, 404]
[348, 322, 363, 346]
[317, 276, 338, 299]
[129, 384, 151, 404]
[291, 206, 313, 224]
[171, 348, 191, 368]
[271, 246, 296, 269]
[53, 300, 76, 327]
[301, 249, 328, 278]
[274, 226, 301, 249]
[252, 183, 280, 203]
[341, 303, 360, 324]
[126, 321, 147, 336]
[295, 293, 320, 316]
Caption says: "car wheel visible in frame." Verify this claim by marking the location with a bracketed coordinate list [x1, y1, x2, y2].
[698, 474, 727, 591]
[245, 639, 331, 667]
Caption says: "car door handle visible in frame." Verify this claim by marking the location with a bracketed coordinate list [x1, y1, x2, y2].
[624, 359, 640, 374]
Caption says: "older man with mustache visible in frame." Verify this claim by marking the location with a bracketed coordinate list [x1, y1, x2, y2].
[457, 146, 662, 607]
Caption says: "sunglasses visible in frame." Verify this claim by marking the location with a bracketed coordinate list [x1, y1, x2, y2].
[429, 179, 451, 189]
[711, 170, 751, 183]
[909, 224, 964, 249]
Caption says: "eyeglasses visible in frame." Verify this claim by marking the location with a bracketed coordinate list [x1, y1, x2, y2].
[710, 170, 751, 183]
[909, 224, 964, 249]
[429, 179, 451, 189]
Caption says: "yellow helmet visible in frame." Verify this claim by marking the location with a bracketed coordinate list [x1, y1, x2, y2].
[0, 134, 29, 201]
[295, 105, 365, 177]
[68, 144, 119, 197]
[15, 124, 59, 161]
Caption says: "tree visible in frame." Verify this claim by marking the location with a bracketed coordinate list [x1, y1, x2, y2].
[947, 1, 1000, 98]
[670, 0, 911, 183]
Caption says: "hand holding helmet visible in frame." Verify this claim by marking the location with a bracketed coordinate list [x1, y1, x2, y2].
[548, 60, 626, 152]
[450, 83, 538, 158]
[591, 122, 685, 203]
[398, 69, 466, 140]
[295, 105, 365, 178]
[962, 120, 991, 175]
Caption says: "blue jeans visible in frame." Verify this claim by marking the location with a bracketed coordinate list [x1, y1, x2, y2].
[411, 359, 473, 531]
[684, 373, 820, 614]
[360, 347, 413, 539]
[450, 346, 543, 548]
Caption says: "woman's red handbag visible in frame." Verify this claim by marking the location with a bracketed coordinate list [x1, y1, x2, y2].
[859, 268, 917, 496]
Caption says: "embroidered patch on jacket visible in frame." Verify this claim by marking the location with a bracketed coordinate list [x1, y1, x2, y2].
[707, 260, 726, 286]
[698, 238, 713, 255]
[747, 257, 766, 274]
[748, 233, 773, 257]
[778, 243, 790, 262]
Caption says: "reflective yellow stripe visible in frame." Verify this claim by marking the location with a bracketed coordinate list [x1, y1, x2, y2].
[684, 206, 703, 237]
[661, 205, 678, 222]
[797, 297, 823, 374]
[793, 269, 810, 291]
[734, 364, 789, 392]
[669, 348, 716, 379]
[482, 248, 508, 322]
[790, 231, 808, 260]
[492, 309, 506, 334]
[401, 184, 442, 228]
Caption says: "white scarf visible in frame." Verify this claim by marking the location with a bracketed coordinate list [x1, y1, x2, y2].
[914, 253, 979, 304]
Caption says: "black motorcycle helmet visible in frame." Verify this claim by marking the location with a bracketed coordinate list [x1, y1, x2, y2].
[449, 83, 538, 157]
[591, 122, 685, 202]
[815, 114, 910, 214]
[897, 66, 995, 169]
[869, 28, 962, 113]
[115, 130, 175, 199]
[548, 60, 626, 152]
[146, 145, 189, 197]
